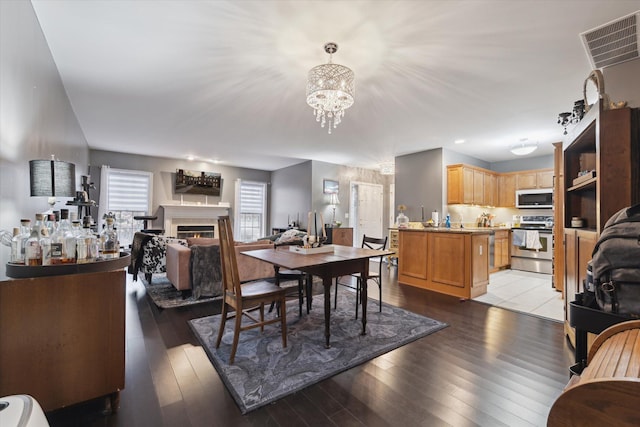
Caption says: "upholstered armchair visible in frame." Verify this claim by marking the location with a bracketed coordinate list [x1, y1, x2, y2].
[129, 232, 187, 284]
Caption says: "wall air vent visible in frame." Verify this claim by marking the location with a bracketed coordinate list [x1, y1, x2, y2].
[580, 10, 639, 69]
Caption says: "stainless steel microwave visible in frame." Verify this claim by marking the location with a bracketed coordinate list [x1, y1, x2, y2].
[515, 188, 553, 209]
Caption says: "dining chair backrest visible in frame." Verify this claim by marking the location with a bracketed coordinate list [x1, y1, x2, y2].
[218, 215, 242, 298]
[362, 235, 388, 252]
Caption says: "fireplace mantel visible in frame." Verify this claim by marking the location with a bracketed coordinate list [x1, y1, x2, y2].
[161, 204, 229, 238]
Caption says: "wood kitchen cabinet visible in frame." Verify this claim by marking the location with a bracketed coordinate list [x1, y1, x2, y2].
[326, 227, 353, 246]
[516, 169, 554, 189]
[447, 164, 474, 204]
[448, 164, 552, 207]
[447, 164, 495, 206]
[473, 169, 484, 205]
[498, 173, 516, 207]
[398, 229, 489, 299]
[563, 228, 597, 346]
[493, 230, 510, 270]
[483, 172, 497, 207]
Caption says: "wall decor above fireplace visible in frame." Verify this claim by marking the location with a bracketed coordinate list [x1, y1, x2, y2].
[175, 169, 221, 196]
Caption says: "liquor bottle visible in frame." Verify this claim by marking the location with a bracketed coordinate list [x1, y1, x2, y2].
[10, 227, 20, 263]
[50, 209, 75, 264]
[11, 219, 31, 264]
[76, 224, 98, 264]
[100, 217, 119, 259]
[25, 227, 42, 266]
[34, 213, 52, 265]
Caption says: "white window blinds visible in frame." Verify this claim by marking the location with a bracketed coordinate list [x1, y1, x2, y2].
[106, 168, 152, 212]
[239, 181, 266, 214]
[234, 180, 267, 241]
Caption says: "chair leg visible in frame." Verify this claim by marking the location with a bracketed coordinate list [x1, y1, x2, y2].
[215, 302, 228, 349]
[145, 273, 152, 284]
[355, 277, 360, 320]
[378, 280, 382, 312]
[334, 277, 339, 309]
[306, 274, 312, 313]
[280, 297, 287, 348]
[229, 308, 242, 364]
[297, 276, 303, 317]
[260, 303, 265, 332]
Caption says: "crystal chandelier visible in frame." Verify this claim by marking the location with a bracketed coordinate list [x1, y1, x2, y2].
[306, 42, 355, 134]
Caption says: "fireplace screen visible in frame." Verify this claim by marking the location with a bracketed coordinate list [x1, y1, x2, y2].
[176, 225, 215, 239]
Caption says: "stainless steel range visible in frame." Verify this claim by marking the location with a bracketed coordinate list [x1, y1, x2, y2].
[511, 215, 553, 274]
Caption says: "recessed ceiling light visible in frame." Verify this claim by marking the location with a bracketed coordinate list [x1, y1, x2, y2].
[454, 139, 465, 144]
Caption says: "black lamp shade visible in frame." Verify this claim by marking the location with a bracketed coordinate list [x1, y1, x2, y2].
[29, 159, 76, 197]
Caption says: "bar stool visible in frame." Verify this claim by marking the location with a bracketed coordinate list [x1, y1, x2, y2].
[134, 215, 164, 235]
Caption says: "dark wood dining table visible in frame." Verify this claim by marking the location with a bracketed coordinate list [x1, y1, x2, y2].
[242, 244, 393, 348]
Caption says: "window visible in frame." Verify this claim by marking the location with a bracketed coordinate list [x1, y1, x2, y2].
[99, 167, 153, 247]
[234, 180, 267, 242]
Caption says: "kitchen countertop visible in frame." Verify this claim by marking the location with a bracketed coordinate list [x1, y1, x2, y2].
[397, 227, 497, 234]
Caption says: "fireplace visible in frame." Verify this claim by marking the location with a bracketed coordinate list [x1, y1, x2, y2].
[176, 225, 215, 239]
[161, 204, 229, 239]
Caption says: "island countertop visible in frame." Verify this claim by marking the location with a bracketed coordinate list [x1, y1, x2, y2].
[396, 227, 502, 234]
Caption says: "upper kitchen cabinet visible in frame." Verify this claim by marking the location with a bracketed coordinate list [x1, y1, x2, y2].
[563, 102, 640, 234]
[498, 173, 516, 207]
[447, 164, 474, 204]
[448, 164, 551, 208]
[516, 169, 554, 189]
[447, 164, 498, 206]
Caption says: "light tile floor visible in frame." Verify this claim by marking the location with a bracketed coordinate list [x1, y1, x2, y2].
[473, 269, 564, 322]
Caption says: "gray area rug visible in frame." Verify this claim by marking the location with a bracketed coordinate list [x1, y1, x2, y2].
[189, 292, 448, 413]
[142, 275, 304, 310]
[142, 275, 222, 309]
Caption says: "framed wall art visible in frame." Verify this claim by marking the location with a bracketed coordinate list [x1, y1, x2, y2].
[323, 179, 339, 194]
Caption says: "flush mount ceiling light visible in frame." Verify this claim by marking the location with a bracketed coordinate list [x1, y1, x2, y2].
[306, 42, 355, 134]
[510, 139, 538, 156]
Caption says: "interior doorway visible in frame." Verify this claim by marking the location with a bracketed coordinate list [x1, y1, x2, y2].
[349, 181, 384, 246]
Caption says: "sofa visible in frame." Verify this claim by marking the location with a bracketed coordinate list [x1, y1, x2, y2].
[166, 237, 276, 294]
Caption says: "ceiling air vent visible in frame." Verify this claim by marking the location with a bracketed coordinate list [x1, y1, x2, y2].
[580, 10, 640, 69]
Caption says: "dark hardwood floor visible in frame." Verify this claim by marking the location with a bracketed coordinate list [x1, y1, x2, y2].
[46, 266, 574, 427]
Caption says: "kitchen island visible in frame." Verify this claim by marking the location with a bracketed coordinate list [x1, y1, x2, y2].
[398, 227, 492, 299]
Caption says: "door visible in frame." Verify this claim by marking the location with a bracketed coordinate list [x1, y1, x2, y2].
[350, 182, 384, 246]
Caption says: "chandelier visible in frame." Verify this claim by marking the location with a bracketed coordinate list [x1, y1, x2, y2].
[306, 42, 355, 134]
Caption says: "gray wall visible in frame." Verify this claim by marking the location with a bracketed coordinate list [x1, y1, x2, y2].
[89, 150, 271, 229]
[604, 59, 640, 108]
[270, 161, 312, 230]
[490, 155, 554, 173]
[395, 148, 443, 222]
[0, 0, 89, 279]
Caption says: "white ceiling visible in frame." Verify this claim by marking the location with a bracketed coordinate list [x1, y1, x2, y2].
[31, 0, 640, 171]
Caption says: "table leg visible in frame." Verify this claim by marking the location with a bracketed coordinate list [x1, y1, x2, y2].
[323, 274, 332, 348]
[361, 259, 368, 336]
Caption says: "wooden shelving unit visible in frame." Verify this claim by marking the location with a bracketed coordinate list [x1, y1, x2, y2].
[562, 102, 640, 346]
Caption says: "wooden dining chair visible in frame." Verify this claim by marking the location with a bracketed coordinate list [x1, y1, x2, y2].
[215, 216, 287, 364]
[334, 235, 388, 318]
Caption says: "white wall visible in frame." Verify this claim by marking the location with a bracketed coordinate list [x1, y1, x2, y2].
[0, 0, 89, 279]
